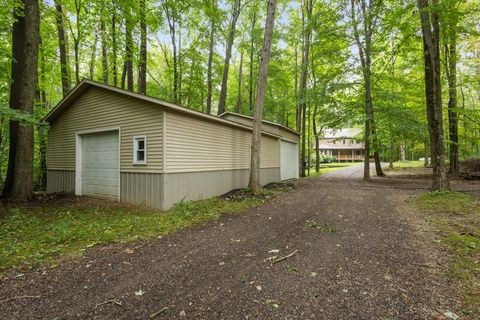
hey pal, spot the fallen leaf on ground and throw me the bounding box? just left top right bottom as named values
left=266, top=299, right=279, bottom=309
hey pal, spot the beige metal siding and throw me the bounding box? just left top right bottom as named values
left=261, top=137, right=280, bottom=168
left=162, top=168, right=280, bottom=210
left=120, top=172, right=163, bottom=209
left=279, top=128, right=299, bottom=143
left=47, top=87, right=163, bottom=173
left=165, top=111, right=280, bottom=173
left=47, top=170, right=75, bottom=193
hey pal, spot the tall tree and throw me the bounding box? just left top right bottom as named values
left=3, top=0, right=40, bottom=200
left=37, top=46, right=48, bottom=190
left=54, top=0, right=70, bottom=96
left=161, top=0, right=179, bottom=102
left=138, top=0, right=147, bottom=94
left=417, top=0, right=450, bottom=190
left=100, top=11, right=109, bottom=84
left=112, top=3, right=118, bottom=87
left=89, top=27, right=98, bottom=80
left=249, top=0, right=277, bottom=193
left=217, top=0, right=241, bottom=115
left=236, top=49, right=244, bottom=113
left=206, top=0, right=216, bottom=114
left=350, top=0, right=384, bottom=180
left=248, top=10, right=257, bottom=112
left=442, top=0, right=459, bottom=175
left=124, top=4, right=134, bottom=91
left=299, top=0, right=313, bottom=178
left=71, top=0, right=83, bottom=84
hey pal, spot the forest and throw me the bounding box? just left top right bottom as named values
left=0, top=0, right=479, bottom=200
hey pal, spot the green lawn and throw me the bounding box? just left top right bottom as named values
left=0, top=187, right=287, bottom=271
left=416, top=191, right=480, bottom=316
left=306, top=162, right=360, bottom=177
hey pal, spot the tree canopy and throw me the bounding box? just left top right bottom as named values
left=0, top=0, right=479, bottom=194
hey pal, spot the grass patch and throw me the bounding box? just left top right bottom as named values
left=304, top=219, right=337, bottom=233
left=0, top=188, right=285, bottom=271
left=306, top=162, right=360, bottom=177
left=385, top=160, right=425, bottom=172
left=416, top=191, right=480, bottom=316
left=418, top=191, right=475, bottom=213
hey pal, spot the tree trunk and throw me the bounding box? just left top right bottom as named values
left=417, top=0, right=449, bottom=190
left=206, top=0, right=216, bottom=114
left=73, top=0, right=81, bottom=84
left=186, top=50, right=196, bottom=107
left=121, top=61, right=127, bottom=89
left=178, top=18, right=182, bottom=104
left=424, top=140, right=429, bottom=166
left=112, top=6, right=118, bottom=87
left=295, top=44, right=300, bottom=133
left=389, top=140, right=394, bottom=168
left=125, top=12, right=134, bottom=91
left=162, top=0, right=178, bottom=102
left=37, top=46, right=48, bottom=190
left=311, top=53, right=319, bottom=173
left=54, top=0, right=70, bottom=96
left=74, top=40, right=80, bottom=83
left=446, top=39, right=459, bottom=175
left=3, top=0, right=39, bottom=201
left=217, top=0, right=241, bottom=115
left=100, top=17, right=109, bottom=84
left=89, top=26, right=98, bottom=80
left=249, top=10, right=257, bottom=113
left=299, top=0, right=313, bottom=178
left=249, top=0, right=277, bottom=194
left=400, top=142, right=406, bottom=161
left=235, top=51, right=243, bottom=113
left=138, top=0, right=147, bottom=94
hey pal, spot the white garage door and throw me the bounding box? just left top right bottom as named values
left=280, top=140, right=299, bottom=181
left=81, top=131, right=119, bottom=199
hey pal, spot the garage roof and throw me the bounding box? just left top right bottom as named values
left=43, top=79, right=284, bottom=139
left=219, top=111, right=300, bottom=136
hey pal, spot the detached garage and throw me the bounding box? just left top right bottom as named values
left=45, top=80, right=299, bottom=210
left=219, top=112, right=299, bottom=181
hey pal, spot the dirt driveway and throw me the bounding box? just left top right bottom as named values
left=0, top=165, right=467, bottom=319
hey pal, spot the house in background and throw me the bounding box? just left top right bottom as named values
left=44, top=80, right=299, bottom=210
left=318, top=128, right=364, bottom=162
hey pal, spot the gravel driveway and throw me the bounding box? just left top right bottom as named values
left=0, top=165, right=463, bottom=319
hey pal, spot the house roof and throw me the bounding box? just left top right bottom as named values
left=322, top=128, right=362, bottom=139
left=219, top=111, right=300, bottom=136
left=43, top=79, right=284, bottom=139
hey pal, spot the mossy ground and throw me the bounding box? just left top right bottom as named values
left=416, top=191, right=480, bottom=316
left=0, top=186, right=287, bottom=271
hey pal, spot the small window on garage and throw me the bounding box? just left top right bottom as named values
left=133, top=136, right=147, bottom=164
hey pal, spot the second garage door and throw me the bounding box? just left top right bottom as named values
left=280, top=140, right=299, bottom=181
left=81, top=130, right=119, bottom=199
